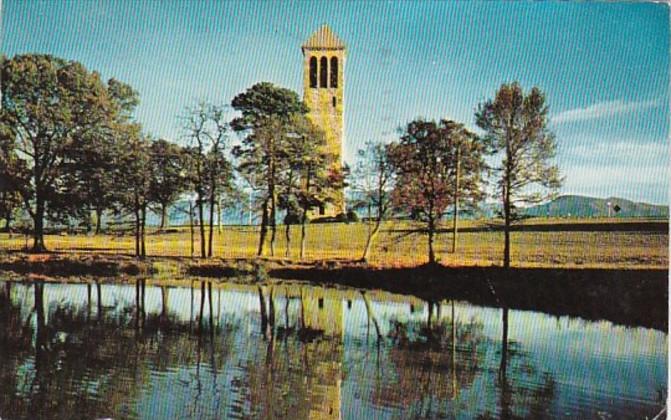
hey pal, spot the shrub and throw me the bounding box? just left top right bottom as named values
left=284, top=212, right=301, bottom=225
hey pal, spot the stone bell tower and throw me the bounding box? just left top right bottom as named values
left=302, top=25, right=345, bottom=216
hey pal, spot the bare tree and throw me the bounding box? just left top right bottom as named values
left=182, top=102, right=232, bottom=258
left=476, top=82, right=562, bottom=268
left=351, top=141, right=394, bottom=263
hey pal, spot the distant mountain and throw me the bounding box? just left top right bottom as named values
left=124, top=194, right=669, bottom=227
left=521, top=195, right=668, bottom=218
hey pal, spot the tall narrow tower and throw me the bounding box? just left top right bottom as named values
left=302, top=25, right=345, bottom=215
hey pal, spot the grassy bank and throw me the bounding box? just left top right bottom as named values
left=0, top=218, right=667, bottom=269
left=0, top=253, right=665, bottom=331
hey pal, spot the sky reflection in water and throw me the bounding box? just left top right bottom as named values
left=0, top=280, right=666, bottom=419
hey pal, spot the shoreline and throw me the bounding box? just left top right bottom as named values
left=0, top=251, right=667, bottom=332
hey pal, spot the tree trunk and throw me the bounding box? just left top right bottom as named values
left=86, top=283, right=92, bottom=320
left=3, top=210, right=12, bottom=233
left=300, top=205, right=308, bottom=260
left=284, top=222, right=291, bottom=258
left=95, top=208, right=103, bottom=235
left=140, top=204, right=147, bottom=258
left=198, top=280, right=206, bottom=331
left=503, top=183, right=511, bottom=269
left=451, top=301, right=456, bottom=369
left=96, top=280, right=103, bottom=322
left=268, top=287, right=275, bottom=328
left=269, top=189, right=277, bottom=257
left=208, top=282, right=214, bottom=331
left=268, top=136, right=276, bottom=257
left=32, top=196, right=46, bottom=252
left=85, top=207, right=93, bottom=234
left=428, top=217, right=436, bottom=264
left=257, top=198, right=269, bottom=256
left=361, top=291, right=382, bottom=340
left=299, top=288, right=305, bottom=330
left=503, top=134, right=513, bottom=269
left=34, top=282, right=45, bottom=374
left=428, top=301, right=436, bottom=332
left=135, top=279, right=141, bottom=321
left=217, top=198, right=222, bottom=235
left=159, top=204, right=167, bottom=231
left=258, top=286, right=268, bottom=336
left=208, top=192, right=215, bottom=258
left=361, top=219, right=381, bottom=263
left=452, top=146, right=461, bottom=253
left=500, top=306, right=509, bottom=378
left=300, top=170, right=311, bottom=261
left=197, top=196, right=206, bottom=258
left=161, top=286, right=169, bottom=320
left=141, top=279, right=146, bottom=317
left=134, top=204, right=140, bottom=258
left=189, top=201, right=195, bottom=259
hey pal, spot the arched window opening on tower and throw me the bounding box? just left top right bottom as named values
left=330, top=57, right=338, bottom=88
left=309, top=56, right=318, bottom=88
left=320, top=56, right=328, bottom=88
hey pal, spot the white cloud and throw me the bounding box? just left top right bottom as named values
left=554, top=138, right=669, bottom=204
left=561, top=139, right=669, bottom=164
left=552, top=99, right=660, bottom=125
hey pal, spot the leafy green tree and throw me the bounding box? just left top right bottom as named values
left=389, top=119, right=483, bottom=264
left=67, top=83, right=135, bottom=233
left=148, top=139, right=190, bottom=231
left=283, top=116, right=338, bottom=260
left=0, top=124, right=25, bottom=233
left=117, top=130, right=151, bottom=258
left=0, top=189, right=21, bottom=233
left=475, top=82, right=562, bottom=268
left=181, top=102, right=232, bottom=258
left=350, top=141, right=395, bottom=263
left=278, top=149, right=302, bottom=258
left=0, top=54, right=120, bottom=250
left=231, top=82, right=309, bottom=257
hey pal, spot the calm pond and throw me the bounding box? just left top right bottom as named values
left=0, top=280, right=666, bottom=419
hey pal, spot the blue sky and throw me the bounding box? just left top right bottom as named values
left=3, top=1, right=669, bottom=204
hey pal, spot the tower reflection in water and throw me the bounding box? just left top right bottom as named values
left=0, top=280, right=665, bottom=419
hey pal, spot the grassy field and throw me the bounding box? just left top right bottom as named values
left=0, top=218, right=667, bottom=269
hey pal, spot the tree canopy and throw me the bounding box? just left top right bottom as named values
left=476, top=82, right=562, bottom=267
left=0, top=54, right=127, bottom=250
left=389, top=119, right=484, bottom=264
left=231, top=83, right=309, bottom=256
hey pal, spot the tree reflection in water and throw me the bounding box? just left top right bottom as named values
left=0, top=281, right=664, bottom=419
left=477, top=306, right=556, bottom=420
left=0, top=281, right=240, bottom=419
left=362, top=300, right=557, bottom=419
left=368, top=299, right=485, bottom=416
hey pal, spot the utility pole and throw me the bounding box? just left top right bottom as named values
left=248, top=190, right=253, bottom=226
left=217, top=197, right=222, bottom=235
left=452, top=145, right=461, bottom=253
left=189, top=200, right=195, bottom=259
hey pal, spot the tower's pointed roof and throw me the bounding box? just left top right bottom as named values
left=302, top=25, right=345, bottom=52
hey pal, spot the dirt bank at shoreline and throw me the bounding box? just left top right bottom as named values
left=0, top=251, right=666, bottom=331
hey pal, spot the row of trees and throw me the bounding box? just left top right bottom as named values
left=352, top=83, right=562, bottom=267
left=230, top=82, right=344, bottom=258
left=0, top=53, right=561, bottom=267
left=0, top=54, right=343, bottom=260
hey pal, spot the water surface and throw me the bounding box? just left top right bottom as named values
left=0, top=280, right=666, bottom=419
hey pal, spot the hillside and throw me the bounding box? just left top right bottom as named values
left=522, top=195, right=668, bottom=218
